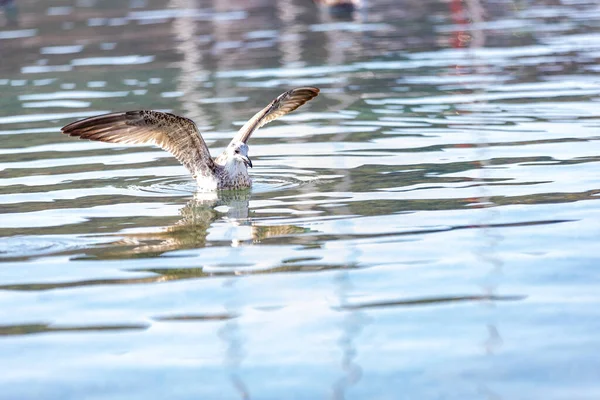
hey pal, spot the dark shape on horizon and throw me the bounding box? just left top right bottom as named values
left=0, top=0, right=18, bottom=26
left=314, top=0, right=361, bottom=14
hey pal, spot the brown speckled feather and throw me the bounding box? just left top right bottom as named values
left=61, top=110, right=216, bottom=178
left=234, top=87, right=319, bottom=144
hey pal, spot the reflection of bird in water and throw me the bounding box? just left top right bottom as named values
left=111, top=191, right=308, bottom=257
left=60, top=87, right=319, bottom=190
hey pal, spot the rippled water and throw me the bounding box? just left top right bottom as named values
left=1, top=0, right=600, bottom=398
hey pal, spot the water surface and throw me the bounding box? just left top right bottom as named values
left=1, top=0, right=600, bottom=399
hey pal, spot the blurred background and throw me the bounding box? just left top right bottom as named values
left=1, top=0, right=600, bottom=399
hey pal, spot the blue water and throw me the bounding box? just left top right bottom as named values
left=1, top=0, right=600, bottom=398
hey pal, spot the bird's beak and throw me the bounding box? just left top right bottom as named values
left=242, top=155, right=253, bottom=168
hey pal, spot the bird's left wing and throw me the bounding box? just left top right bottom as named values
left=235, top=87, right=319, bottom=144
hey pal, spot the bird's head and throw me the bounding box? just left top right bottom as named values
left=226, top=142, right=252, bottom=168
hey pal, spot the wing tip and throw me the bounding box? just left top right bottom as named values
left=60, top=123, right=81, bottom=138
left=60, top=121, right=91, bottom=140
left=60, top=112, right=129, bottom=139
left=292, top=86, right=320, bottom=97
left=283, top=86, right=320, bottom=106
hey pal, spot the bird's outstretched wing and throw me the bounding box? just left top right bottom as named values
left=230, top=87, right=320, bottom=145
left=61, top=110, right=216, bottom=178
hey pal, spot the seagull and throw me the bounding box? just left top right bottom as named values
left=61, top=87, right=320, bottom=191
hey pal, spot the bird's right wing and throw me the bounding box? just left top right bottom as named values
left=61, top=110, right=217, bottom=178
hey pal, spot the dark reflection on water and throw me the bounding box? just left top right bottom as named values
left=339, top=294, right=526, bottom=311
left=0, top=322, right=149, bottom=336
left=1, top=0, right=600, bottom=398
